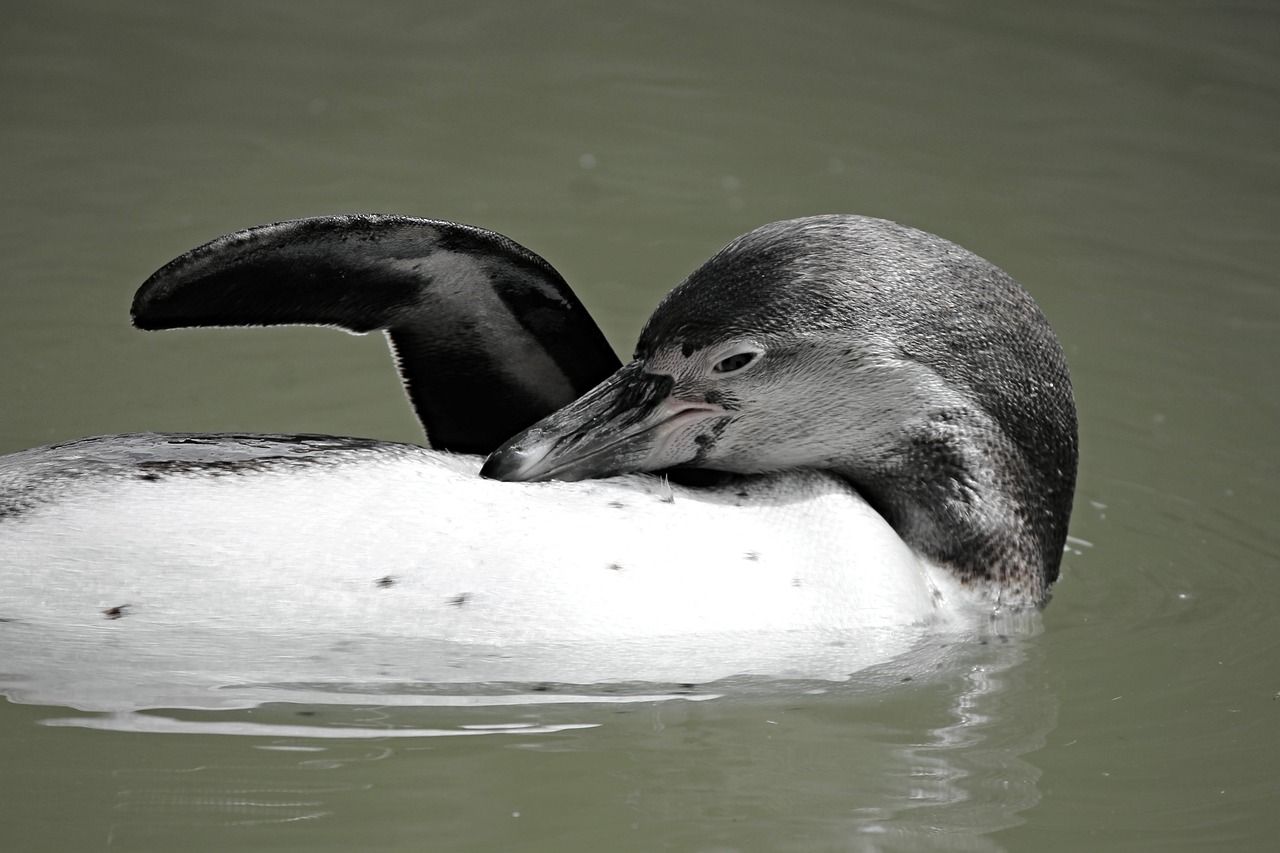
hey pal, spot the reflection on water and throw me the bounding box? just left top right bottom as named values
left=0, top=615, right=973, bottom=714
left=42, top=714, right=602, bottom=739
left=4, top=620, right=1053, bottom=853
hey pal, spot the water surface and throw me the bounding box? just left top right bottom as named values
left=1, top=1, right=1277, bottom=850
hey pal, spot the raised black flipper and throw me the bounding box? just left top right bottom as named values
left=132, top=215, right=621, bottom=454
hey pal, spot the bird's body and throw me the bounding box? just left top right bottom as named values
left=0, top=433, right=977, bottom=694
left=2, top=434, right=968, bottom=640
left=0, top=214, right=1075, bottom=699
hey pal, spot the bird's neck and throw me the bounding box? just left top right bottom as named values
left=832, top=446, right=1049, bottom=608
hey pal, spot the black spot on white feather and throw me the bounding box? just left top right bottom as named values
left=744, top=551, right=760, bottom=562
left=448, top=593, right=471, bottom=607
left=607, top=563, right=623, bottom=572
left=791, top=577, right=803, bottom=588
left=103, top=604, right=131, bottom=620
left=375, top=575, right=396, bottom=588
left=607, top=500, right=626, bottom=509
left=136, top=472, right=160, bottom=482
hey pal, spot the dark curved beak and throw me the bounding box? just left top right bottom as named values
left=480, top=360, right=727, bottom=482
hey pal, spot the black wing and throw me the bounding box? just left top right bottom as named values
left=132, top=215, right=621, bottom=454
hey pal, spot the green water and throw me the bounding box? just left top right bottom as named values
left=1, top=1, right=1277, bottom=850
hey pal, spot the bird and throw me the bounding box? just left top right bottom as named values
left=0, top=214, right=1076, bottom=689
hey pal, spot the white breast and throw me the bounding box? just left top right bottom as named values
left=0, top=447, right=980, bottom=702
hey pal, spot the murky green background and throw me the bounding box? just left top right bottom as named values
left=2, top=0, right=1277, bottom=850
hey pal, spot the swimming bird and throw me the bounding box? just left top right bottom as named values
left=0, top=214, right=1076, bottom=689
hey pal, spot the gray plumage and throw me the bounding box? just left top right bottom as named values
left=0, top=433, right=413, bottom=520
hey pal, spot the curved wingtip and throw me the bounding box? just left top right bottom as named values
left=131, top=214, right=425, bottom=332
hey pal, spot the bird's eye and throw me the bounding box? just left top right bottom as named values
left=713, top=351, right=758, bottom=374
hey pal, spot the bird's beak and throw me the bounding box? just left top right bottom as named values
left=480, top=360, right=727, bottom=482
